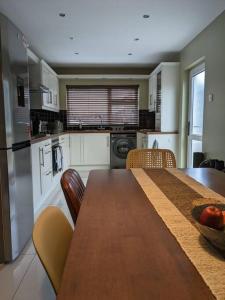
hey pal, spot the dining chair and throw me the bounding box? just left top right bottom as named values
left=126, top=148, right=176, bottom=169
left=32, top=206, right=73, bottom=294
left=60, top=169, right=85, bottom=225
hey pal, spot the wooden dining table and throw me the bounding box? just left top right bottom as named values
left=57, top=168, right=225, bottom=300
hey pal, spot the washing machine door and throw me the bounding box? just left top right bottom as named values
left=113, top=138, right=135, bottom=159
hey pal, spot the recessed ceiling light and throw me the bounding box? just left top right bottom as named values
left=74, top=52, right=79, bottom=55
left=59, top=13, right=66, bottom=17
left=143, top=14, right=150, bottom=19
left=128, top=53, right=133, bottom=56
left=134, top=38, right=140, bottom=41
left=69, top=37, right=74, bottom=40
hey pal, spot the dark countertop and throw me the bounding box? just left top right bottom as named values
left=31, top=129, right=179, bottom=144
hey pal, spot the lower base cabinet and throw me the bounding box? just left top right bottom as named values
left=69, top=133, right=110, bottom=184
left=70, top=133, right=110, bottom=166
left=137, top=132, right=178, bottom=162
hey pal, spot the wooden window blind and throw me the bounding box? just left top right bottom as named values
left=66, top=85, right=139, bottom=126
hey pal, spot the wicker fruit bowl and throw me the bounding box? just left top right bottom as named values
left=192, top=202, right=225, bottom=252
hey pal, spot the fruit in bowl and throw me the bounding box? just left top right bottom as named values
left=192, top=202, right=225, bottom=252
left=199, top=205, right=224, bottom=230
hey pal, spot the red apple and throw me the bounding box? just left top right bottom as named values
left=199, top=206, right=224, bottom=230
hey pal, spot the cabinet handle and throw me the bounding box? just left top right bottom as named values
left=40, top=148, right=44, bottom=166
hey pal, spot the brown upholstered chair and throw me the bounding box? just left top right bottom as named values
left=126, top=148, right=176, bottom=169
left=60, top=169, right=85, bottom=224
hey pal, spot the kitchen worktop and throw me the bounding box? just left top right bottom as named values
left=31, top=129, right=179, bottom=144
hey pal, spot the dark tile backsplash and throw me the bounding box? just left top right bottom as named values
left=30, top=109, right=155, bottom=135
left=139, top=110, right=155, bottom=130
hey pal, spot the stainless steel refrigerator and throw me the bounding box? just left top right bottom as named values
left=0, top=14, right=34, bottom=262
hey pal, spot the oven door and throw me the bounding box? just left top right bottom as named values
left=52, top=145, right=63, bottom=176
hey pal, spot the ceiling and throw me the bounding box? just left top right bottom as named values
left=0, top=0, right=225, bottom=67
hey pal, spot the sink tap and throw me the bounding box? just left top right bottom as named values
left=97, top=115, right=103, bottom=129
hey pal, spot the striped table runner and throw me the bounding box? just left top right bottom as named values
left=131, top=168, right=225, bottom=300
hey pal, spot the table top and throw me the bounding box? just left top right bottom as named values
left=57, top=168, right=225, bottom=300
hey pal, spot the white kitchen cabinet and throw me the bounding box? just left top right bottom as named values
left=59, top=134, right=70, bottom=170
left=31, top=142, right=42, bottom=214
left=31, top=138, right=52, bottom=215
left=70, top=133, right=110, bottom=167
left=149, top=62, right=180, bottom=132
left=28, top=49, right=59, bottom=112
left=137, top=132, right=148, bottom=149
left=70, top=134, right=82, bottom=165
left=148, top=74, right=156, bottom=112
left=39, top=139, right=52, bottom=196
left=146, top=134, right=179, bottom=160
left=83, top=133, right=110, bottom=165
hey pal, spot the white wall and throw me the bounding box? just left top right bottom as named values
left=179, top=10, right=225, bottom=166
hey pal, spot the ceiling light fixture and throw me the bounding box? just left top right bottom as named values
left=128, top=53, right=133, bottom=56
left=74, top=52, right=79, bottom=55
left=142, top=14, right=150, bottom=19
left=134, top=38, right=140, bottom=41
left=69, top=37, right=74, bottom=40
left=59, top=13, right=66, bottom=17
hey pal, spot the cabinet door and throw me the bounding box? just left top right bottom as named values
left=41, top=170, right=52, bottom=196
left=70, top=134, right=82, bottom=165
left=31, top=143, right=42, bottom=214
left=41, top=64, right=50, bottom=88
left=64, top=135, right=70, bottom=169
left=83, top=133, right=110, bottom=165
left=59, top=135, right=70, bottom=170
left=149, top=75, right=156, bottom=112
left=147, top=134, right=178, bottom=158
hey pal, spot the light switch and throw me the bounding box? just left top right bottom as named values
left=208, top=94, right=214, bottom=102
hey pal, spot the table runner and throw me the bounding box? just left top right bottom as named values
left=131, top=168, right=225, bottom=300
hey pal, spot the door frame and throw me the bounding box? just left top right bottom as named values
left=187, top=62, right=205, bottom=167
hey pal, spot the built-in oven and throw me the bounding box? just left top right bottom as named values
left=52, top=137, right=63, bottom=176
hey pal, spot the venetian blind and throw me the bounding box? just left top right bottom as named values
left=66, top=85, right=139, bottom=126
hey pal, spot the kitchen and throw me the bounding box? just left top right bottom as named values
left=1, top=1, right=225, bottom=300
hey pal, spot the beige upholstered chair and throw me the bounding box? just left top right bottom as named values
left=126, top=148, right=176, bottom=169
left=32, top=206, right=73, bottom=294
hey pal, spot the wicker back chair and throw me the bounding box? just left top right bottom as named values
left=126, top=149, right=176, bottom=169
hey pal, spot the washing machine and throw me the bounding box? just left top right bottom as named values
left=110, top=132, right=137, bottom=169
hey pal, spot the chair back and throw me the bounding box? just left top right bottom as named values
left=61, top=169, right=85, bottom=224
left=32, top=206, right=73, bottom=294
left=126, top=148, right=176, bottom=169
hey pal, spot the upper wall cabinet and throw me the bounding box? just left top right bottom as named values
left=149, top=62, right=180, bottom=132
left=28, top=49, right=59, bottom=112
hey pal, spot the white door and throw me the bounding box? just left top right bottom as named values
left=187, top=63, right=205, bottom=167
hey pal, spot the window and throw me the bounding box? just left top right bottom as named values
left=66, top=85, right=139, bottom=126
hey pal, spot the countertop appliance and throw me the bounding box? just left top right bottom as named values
left=110, top=132, right=136, bottom=169
left=48, top=120, right=63, bottom=134
left=0, top=14, right=33, bottom=262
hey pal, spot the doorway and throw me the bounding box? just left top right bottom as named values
left=187, top=63, right=205, bottom=167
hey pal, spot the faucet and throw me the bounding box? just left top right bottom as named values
left=97, top=115, right=103, bottom=129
